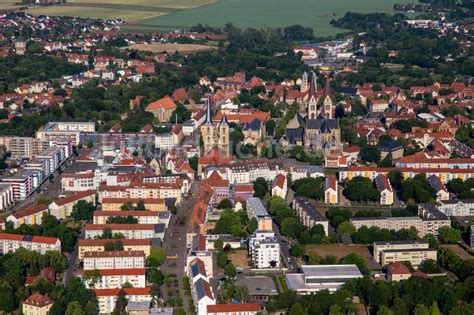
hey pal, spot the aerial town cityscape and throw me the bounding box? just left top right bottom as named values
left=0, top=0, right=472, bottom=315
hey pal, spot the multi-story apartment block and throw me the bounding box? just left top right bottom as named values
left=0, top=233, right=61, bottom=254
left=434, top=200, right=474, bottom=217
left=83, top=251, right=146, bottom=270
left=82, top=268, right=146, bottom=289
left=395, top=156, right=474, bottom=170
left=292, top=197, right=329, bottom=236
left=324, top=175, right=338, bottom=205
left=0, top=183, right=14, bottom=211
left=375, top=174, right=394, bottom=206
left=48, top=190, right=96, bottom=220
left=37, top=122, right=96, bottom=145
left=98, top=182, right=182, bottom=203
left=101, top=197, right=166, bottom=212
left=249, top=230, right=280, bottom=269
left=350, top=215, right=450, bottom=237
left=22, top=293, right=54, bottom=315
left=339, top=166, right=474, bottom=184
left=84, top=223, right=165, bottom=240
left=155, top=133, right=175, bottom=150
left=94, top=287, right=151, bottom=314
left=373, top=240, right=436, bottom=266
left=61, top=171, right=99, bottom=192
left=78, top=239, right=151, bottom=260
left=246, top=197, right=272, bottom=231
left=93, top=210, right=171, bottom=226
left=1, top=171, right=34, bottom=200
left=7, top=204, right=49, bottom=228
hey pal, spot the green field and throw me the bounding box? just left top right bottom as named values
left=23, top=0, right=413, bottom=35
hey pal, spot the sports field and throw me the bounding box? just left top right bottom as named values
left=305, top=244, right=372, bottom=261
left=23, top=0, right=412, bottom=35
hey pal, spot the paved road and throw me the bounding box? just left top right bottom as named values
left=63, top=227, right=83, bottom=284
left=272, top=222, right=298, bottom=273
left=159, top=181, right=199, bottom=309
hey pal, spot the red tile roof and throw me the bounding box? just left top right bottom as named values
left=207, top=303, right=260, bottom=313
left=23, top=293, right=54, bottom=307
left=79, top=239, right=150, bottom=247
left=84, top=223, right=155, bottom=230
left=93, top=287, right=151, bottom=297
left=272, top=174, right=286, bottom=189
left=52, top=190, right=95, bottom=206
left=101, top=198, right=164, bottom=205
left=93, top=211, right=159, bottom=217
left=387, top=262, right=411, bottom=275
left=146, top=96, right=177, bottom=111
left=12, top=204, right=48, bottom=219
left=83, top=250, right=145, bottom=258
left=83, top=268, right=146, bottom=276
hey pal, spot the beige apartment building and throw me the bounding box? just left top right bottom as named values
left=351, top=216, right=449, bottom=237
left=78, top=239, right=151, bottom=259
left=374, top=240, right=437, bottom=266
left=83, top=250, right=146, bottom=270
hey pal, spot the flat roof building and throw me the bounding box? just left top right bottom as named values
left=285, top=265, right=363, bottom=294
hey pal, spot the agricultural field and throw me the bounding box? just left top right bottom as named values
left=124, top=43, right=216, bottom=54
left=24, top=0, right=216, bottom=21
left=21, top=0, right=413, bottom=35
left=0, top=0, right=20, bottom=10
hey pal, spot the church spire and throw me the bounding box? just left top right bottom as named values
left=204, top=97, right=213, bottom=125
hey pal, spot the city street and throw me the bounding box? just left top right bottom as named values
left=159, top=181, right=200, bottom=309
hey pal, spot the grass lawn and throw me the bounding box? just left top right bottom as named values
left=305, top=244, right=372, bottom=262
left=124, top=43, right=216, bottom=54
left=440, top=244, right=474, bottom=261
left=0, top=0, right=20, bottom=9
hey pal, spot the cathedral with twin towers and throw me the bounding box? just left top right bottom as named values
left=284, top=71, right=341, bottom=151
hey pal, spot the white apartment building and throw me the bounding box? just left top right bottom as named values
left=94, top=288, right=151, bottom=314
left=37, top=122, right=95, bottom=145
left=83, top=251, right=146, bottom=270
left=0, top=184, right=14, bottom=211
left=192, top=278, right=216, bottom=315
left=0, top=233, right=61, bottom=254
left=292, top=197, right=329, bottom=236
left=350, top=216, right=450, bottom=237
left=83, top=268, right=146, bottom=289
left=249, top=231, right=280, bottom=269
left=61, top=171, right=99, bottom=192
left=271, top=174, right=287, bottom=199
left=436, top=200, right=474, bottom=217
left=155, top=133, right=174, bottom=150
left=84, top=223, right=165, bottom=239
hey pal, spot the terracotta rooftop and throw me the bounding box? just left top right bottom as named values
left=23, top=293, right=54, bottom=307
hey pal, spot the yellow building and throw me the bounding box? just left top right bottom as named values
left=23, top=293, right=54, bottom=315
left=324, top=175, right=338, bottom=205
left=101, top=198, right=166, bottom=212
left=201, top=100, right=229, bottom=155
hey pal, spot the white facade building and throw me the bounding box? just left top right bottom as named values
left=248, top=231, right=280, bottom=269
